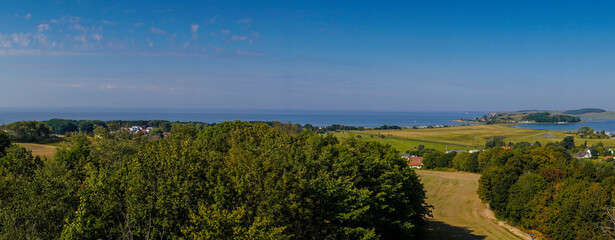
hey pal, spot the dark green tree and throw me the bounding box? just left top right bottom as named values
left=562, top=136, right=575, bottom=150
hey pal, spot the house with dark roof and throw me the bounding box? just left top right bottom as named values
left=574, top=148, right=592, bottom=159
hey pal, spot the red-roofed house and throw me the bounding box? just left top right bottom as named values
left=408, top=156, right=423, bottom=169
left=605, top=156, right=614, bottom=161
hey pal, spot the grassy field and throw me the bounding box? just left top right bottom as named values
left=416, top=170, right=534, bottom=240
left=332, top=124, right=615, bottom=152
left=16, top=143, right=59, bottom=160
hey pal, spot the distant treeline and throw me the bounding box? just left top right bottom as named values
left=374, top=125, right=402, bottom=130
left=563, top=108, right=606, bottom=115
left=522, top=112, right=581, bottom=123
left=0, top=121, right=52, bottom=142
left=44, top=119, right=212, bottom=135
left=2, top=119, right=372, bottom=142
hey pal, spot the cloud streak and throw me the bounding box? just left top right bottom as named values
left=11, top=33, right=31, bottom=47
left=150, top=27, right=165, bottom=35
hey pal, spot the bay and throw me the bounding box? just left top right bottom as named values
left=515, top=118, right=615, bottom=133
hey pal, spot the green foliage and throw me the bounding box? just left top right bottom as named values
left=1, top=120, right=53, bottom=142
left=452, top=152, right=479, bottom=172
left=485, top=138, right=505, bottom=149
left=0, top=131, right=10, bottom=155
left=522, top=112, right=581, bottom=123
left=477, top=144, right=613, bottom=240
left=506, top=173, right=546, bottom=224
left=563, top=108, right=606, bottom=115
left=77, top=120, right=107, bottom=133
left=0, top=121, right=430, bottom=239
left=374, top=125, right=402, bottom=130
left=46, top=118, right=79, bottom=134
left=562, top=136, right=575, bottom=150
left=421, top=151, right=441, bottom=169
left=578, top=127, right=610, bottom=139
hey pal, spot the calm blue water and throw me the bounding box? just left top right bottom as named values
left=0, top=107, right=486, bottom=127
left=515, top=118, right=615, bottom=132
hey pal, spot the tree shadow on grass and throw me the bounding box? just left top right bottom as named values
left=417, top=220, right=486, bottom=240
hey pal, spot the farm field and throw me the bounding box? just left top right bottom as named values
left=332, top=124, right=615, bottom=152
left=16, top=142, right=59, bottom=160
left=416, top=170, right=534, bottom=240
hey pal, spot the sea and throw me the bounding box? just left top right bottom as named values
left=0, top=107, right=486, bottom=128
left=3, top=107, right=615, bottom=132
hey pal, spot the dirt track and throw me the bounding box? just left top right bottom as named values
left=416, top=170, right=533, bottom=240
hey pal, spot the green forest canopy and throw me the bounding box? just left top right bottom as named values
left=563, top=108, right=607, bottom=115
left=0, top=121, right=430, bottom=239
left=522, top=112, right=581, bottom=123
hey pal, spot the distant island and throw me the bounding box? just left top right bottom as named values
left=461, top=108, right=615, bottom=124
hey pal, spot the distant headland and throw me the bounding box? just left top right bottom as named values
left=459, top=108, right=615, bottom=124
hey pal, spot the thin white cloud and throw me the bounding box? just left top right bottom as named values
left=53, top=16, right=81, bottom=24
left=146, top=38, right=154, bottom=47
left=191, top=24, right=199, bottom=33
left=92, top=34, right=102, bottom=41
left=24, top=14, right=32, bottom=20
left=150, top=27, right=165, bottom=35
left=67, top=16, right=81, bottom=23
left=98, top=85, right=117, bottom=90
left=191, top=23, right=199, bottom=40
left=74, top=35, right=86, bottom=42
left=231, top=35, right=247, bottom=41
left=11, top=33, right=31, bottom=47
left=220, top=29, right=230, bottom=34
left=168, top=33, right=177, bottom=43
left=237, top=18, right=252, bottom=24
left=72, top=24, right=87, bottom=31
left=237, top=18, right=252, bottom=29
left=32, top=24, right=50, bottom=47
left=34, top=32, right=49, bottom=47
left=168, top=87, right=178, bottom=94
left=38, top=24, right=50, bottom=32
left=0, top=34, right=12, bottom=48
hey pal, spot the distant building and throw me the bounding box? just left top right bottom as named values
left=407, top=156, right=423, bottom=169
left=605, top=156, right=614, bottom=161
left=446, top=149, right=483, bottom=154
left=574, top=148, right=592, bottom=159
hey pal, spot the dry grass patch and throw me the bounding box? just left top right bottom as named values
left=416, top=170, right=532, bottom=240
left=16, top=143, right=58, bottom=160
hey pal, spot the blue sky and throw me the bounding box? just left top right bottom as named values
left=1, top=0, right=614, bottom=111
